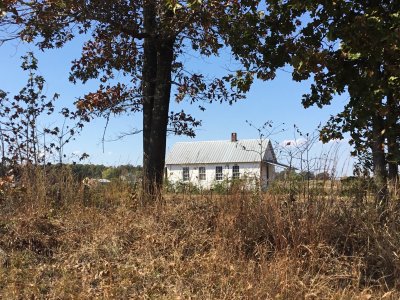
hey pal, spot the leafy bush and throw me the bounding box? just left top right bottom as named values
left=211, top=180, right=230, bottom=194
left=166, top=180, right=201, bottom=194
left=340, top=176, right=374, bottom=200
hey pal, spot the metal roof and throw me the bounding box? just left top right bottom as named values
left=165, top=139, right=277, bottom=165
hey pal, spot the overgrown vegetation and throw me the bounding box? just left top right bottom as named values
left=0, top=167, right=399, bottom=299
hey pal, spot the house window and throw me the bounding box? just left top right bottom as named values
left=199, top=167, right=206, bottom=180
left=215, top=166, right=223, bottom=181
left=232, top=165, right=240, bottom=179
left=182, top=167, right=189, bottom=181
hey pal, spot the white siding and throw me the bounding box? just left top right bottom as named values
left=166, top=162, right=275, bottom=189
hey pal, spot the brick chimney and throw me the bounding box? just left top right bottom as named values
left=231, top=132, right=237, bottom=142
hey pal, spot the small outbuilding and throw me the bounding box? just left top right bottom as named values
left=165, top=133, right=283, bottom=189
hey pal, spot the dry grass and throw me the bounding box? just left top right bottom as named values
left=0, top=168, right=400, bottom=299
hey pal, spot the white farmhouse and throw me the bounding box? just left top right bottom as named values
left=165, top=133, right=281, bottom=189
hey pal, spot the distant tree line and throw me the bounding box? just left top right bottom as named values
left=275, top=170, right=331, bottom=181
left=69, top=164, right=142, bottom=181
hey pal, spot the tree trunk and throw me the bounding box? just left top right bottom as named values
left=141, top=2, right=175, bottom=201
left=142, top=0, right=158, bottom=199
left=372, top=112, right=388, bottom=207
left=386, top=91, right=399, bottom=184
left=147, top=39, right=174, bottom=197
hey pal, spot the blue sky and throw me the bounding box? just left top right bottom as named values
left=0, top=37, right=355, bottom=175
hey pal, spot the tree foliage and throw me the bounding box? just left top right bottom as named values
left=228, top=0, right=399, bottom=203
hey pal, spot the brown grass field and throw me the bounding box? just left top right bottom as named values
left=0, top=168, right=399, bottom=299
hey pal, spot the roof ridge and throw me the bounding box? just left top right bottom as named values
left=174, top=138, right=269, bottom=144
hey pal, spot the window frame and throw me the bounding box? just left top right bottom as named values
left=232, top=165, right=240, bottom=179
left=182, top=167, right=190, bottom=182
left=198, top=166, right=206, bottom=181
left=215, top=166, right=223, bottom=181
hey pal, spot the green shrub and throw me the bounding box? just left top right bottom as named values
left=340, top=176, right=374, bottom=200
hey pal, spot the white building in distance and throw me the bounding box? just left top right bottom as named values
left=165, top=133, right=282, bottom=189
